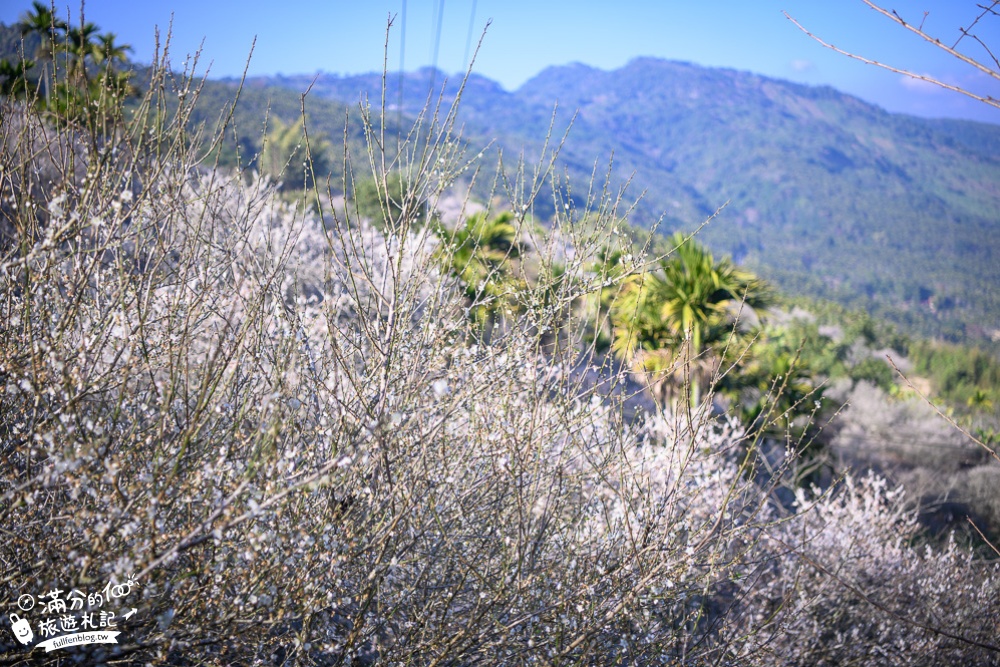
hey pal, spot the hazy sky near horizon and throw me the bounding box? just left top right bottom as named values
left=3, top=1, right=1000, bottom=123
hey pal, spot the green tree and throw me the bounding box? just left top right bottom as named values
left=849, top=357, right=895, bottom=391
left=18, top=1, right=65, bottom=104
left=611, top=233, right=771, bottom=406
left=0, top=57, right=35, bottom=98
left=728, top=326, right=828, bottom=453
left=94, top=32, right=131, bottom=72
left=64, top=21, right=100, bottom=87
left=259, top=116, right=332, bottom=192
left=351, top=171, right=421, bottom=230
left=435, top=211, right=524, bottom=327
left=583, top=246, right=629, bottom=353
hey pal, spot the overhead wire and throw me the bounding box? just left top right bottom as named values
left=427, top=0, right=446, bottom=96
left=397, top=0, right=406, bottom=144
left=464, top=0, right=478, bottom=68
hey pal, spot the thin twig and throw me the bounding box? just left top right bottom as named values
left=967, top=516, right=1000, bottom=558
left=783, top=10, right=1000, bottom=110
left=885, top=355, right=1000, bottom=464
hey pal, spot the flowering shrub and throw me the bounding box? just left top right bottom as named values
left=727, top=474, right=1000, bottom=666
left=1, top=54, right=998, bottom=666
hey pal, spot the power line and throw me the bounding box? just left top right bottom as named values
left=463, top=0, right=478, bottom=68
left=397, top=0, right=406, bottom=143
left=428, top=0, right=445, bottom=96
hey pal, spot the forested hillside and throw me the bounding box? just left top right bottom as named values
left=246, top=59, right=1000, bottom=347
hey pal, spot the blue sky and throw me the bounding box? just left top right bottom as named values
left=3, top=1, right=1000, bottom=123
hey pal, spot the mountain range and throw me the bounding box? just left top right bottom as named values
left=232, top=58, right=1000, bottom=347
left=2, top=15, right=994, bottom=348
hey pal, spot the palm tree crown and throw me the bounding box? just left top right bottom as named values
left=436, top=211, right=523, bottom=326
left=95, top=32, right=132, bottom=71
left=19, top=1, right=66, bottom=102
left=65, top=21, right=100, bottom=85
left=611, top=233, right=770, bottom=405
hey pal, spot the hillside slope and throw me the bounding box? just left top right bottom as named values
left=248, top=59, right=1000, bottom=346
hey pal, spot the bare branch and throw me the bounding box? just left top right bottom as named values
left=783, top=10, right=1000, bottom=110
left=885, top=355, right=1000, bottom=464
left=859, top=0, right=1000, bottom=80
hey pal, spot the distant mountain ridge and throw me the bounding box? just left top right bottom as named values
left=1, top=12, right=996, bottom=343
left=240, top=58, right=1000, bottom=346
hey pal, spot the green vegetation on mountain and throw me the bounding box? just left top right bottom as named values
left=5, top=22, right=997, bottom=350
left=911, top=340, right=1000, bottom=409
left=254, top=59, right=1000, bottom=348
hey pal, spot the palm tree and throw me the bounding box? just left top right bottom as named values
left=260, top=117, right=332, bottom=192
left=967, top=389, right=994, bottom=412
left=611, top=233, right=770, bottom=407
left=0, top=58, right=36, bottom=98
left=435, top=211, right=523, bottom=327
left=92, top=33, right=135, bottom=109
left=94, top=32, right=132, bottom=73
left=65, top=21, right=100, bottom=87
left=19, top=1, right=66, bottom=104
